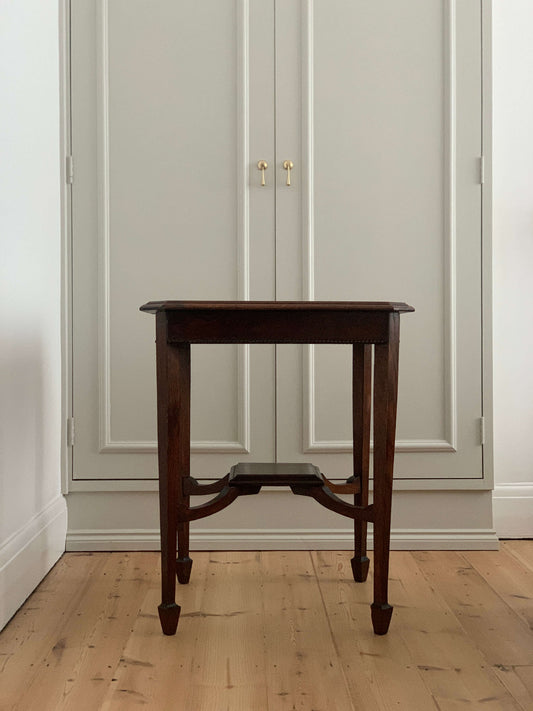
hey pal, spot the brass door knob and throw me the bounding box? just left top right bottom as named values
left=257, top=160, right=268, bottom=186
left=283, top=160, right=294, bottom=186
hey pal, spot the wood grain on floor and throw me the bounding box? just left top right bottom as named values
left=1, top=542, right=532, bottom=711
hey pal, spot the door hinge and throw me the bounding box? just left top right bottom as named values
left=479, top=156, right=485, bottom=185
left=67, top=417, right=75, bottom=447
left=479, top=416, right=485, bottom=446
left=66, top=155, right=74, bottom=184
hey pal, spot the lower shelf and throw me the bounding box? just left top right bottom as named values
left=228, top=462, right=323, bottom=489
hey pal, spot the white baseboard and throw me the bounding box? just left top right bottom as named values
left=66, top=526, right=499, bottom=551
left=0, top=496, right=67, bottom=631
left=493, top=483, right=533, bottom=538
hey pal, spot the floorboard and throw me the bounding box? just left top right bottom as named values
left=1, top=544, right=532, bottom=711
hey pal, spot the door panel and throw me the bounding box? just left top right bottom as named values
left=70, top=0, right=484, bottom=487
left=275, top=0, right=483, bottom=481
left=71, top=0, right=276, bottom=479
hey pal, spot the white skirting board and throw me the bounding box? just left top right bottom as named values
left=493, top=483, right=533, bottom=538
left=0, top=496, right=67, bottom=631
left=66, top=527, right=499, bottom=551
left=65, top=488, right=498, bottom=551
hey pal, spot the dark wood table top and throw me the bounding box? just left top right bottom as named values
left=140, top=300, right=415, bottom=314
left=141, top=300, right=414, bottom=344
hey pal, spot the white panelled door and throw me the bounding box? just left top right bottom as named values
left=71, top=0, right=277, bottom=479
left=275, top=0, right=484, bottom=482
left=70, top=0, right=485, bottom=486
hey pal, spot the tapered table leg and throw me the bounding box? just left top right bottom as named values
left=351, top=343, right=372, bottom=583
left=155, top=313, right=191, bottom=635
left=371, top=314, right=400, bottom=635
left=177, top=521, right=193, bottom=584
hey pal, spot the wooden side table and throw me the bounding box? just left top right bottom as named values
left=140, top=301, right=414, bottom=636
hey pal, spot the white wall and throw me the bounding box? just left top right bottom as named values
left=0, top=0, right=67, bottom=630
left=492, top=1, right=533, bottom=536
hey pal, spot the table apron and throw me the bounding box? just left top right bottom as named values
left=165, top=309, right=391, bottom=344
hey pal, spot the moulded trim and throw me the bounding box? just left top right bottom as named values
left=301, top=0, right=458, bottom=455
left=96, top=0, right=251, bottom=456
left=66, top=525, right=498, bottom=552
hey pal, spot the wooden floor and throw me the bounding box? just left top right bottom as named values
left=1, top=543, right=532, bottom=710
